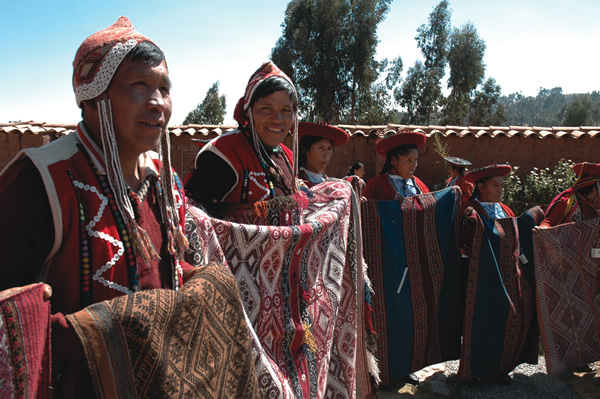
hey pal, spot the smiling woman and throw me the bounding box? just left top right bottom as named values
left=184, top=61, right=299, bottom=211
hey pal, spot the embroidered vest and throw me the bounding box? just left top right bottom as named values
left=16, top=124, right=185, bottom=314
left=203, top=129, right=294, bottom=204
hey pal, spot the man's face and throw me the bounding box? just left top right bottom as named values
left=106, top=58, right=172, bottom=160
left=250, top=90, right=294, bottom=147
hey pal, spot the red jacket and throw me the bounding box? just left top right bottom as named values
left=363, top=174, right=429, bottom=201
left=445, top=175, right=473, bottom=205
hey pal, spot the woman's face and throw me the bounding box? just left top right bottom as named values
left=390, top=148, right=418, bottom=179
left=250, top=90, right=295, bottom=147
left=355, top=166, right=365, bottom=178
left=304, top=138, right=334, bottom=174
left=448, top=164, right=458, bottom=178
left=478, top=175, right=504, bottom=202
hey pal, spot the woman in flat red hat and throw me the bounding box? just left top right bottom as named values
left=540, top=162, right=600, bottom=228
left=463, top=163, right=515, bottom=218
left=363, top=129, right=429, bottom=200
left=297, top=122, right=349, bottom=187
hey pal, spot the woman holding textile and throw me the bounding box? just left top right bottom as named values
left=363, top=129, right=429, bottom=200
left=185, top=62, right=298, bottom=210
left=463, top=163, right=515, bottom=219
left=540, top=162, right=600, bottom=228
left=297, top=121, right=349, bottom=187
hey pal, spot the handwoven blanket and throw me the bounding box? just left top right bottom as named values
left=361, top=187, right=463, bottom=385
left=533, top=216, right=600, bottom=373
left=0, top=284, right=51, bottom=398
left=67, top=262, right=258, bottom=398
left=457, top=207, right=542, bottom=381
left=188, top=179, right=373, bottom=399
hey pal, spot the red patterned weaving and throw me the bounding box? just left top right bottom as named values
left=534, top=217, right=600, bottom=373
left=188, top=180, right=374, bottom=398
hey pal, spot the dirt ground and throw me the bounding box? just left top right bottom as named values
left=376, top=361, right=599, bottom=398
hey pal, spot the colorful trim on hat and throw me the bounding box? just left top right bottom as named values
left=233, top=61, right=295, bottom=126
left=72, top=16, right=154, bottom=106
left=375, top=129, right=427, bottom=156
left=298, top=122, right=349, bottom=147
left=444, top=156, right=472, bottom=167
left=464, top=163, right=512, bottom=184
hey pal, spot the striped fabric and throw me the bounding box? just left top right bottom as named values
left=0, top=284, right=51, bottom=398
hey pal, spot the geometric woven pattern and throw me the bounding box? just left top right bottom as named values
left=189, top=179, right=371, bottom=399
left=533, top=217, right=600, bottom=373
left=67, top=262, right=258, bottom=398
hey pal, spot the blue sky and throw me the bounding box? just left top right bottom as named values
left=1, top=0, right=599, bottom=125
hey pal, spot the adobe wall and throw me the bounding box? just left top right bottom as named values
left=0, top=133, right=51, bottom=172
left=3, top=132, right=597, bottom=193
left=313, top=135, right=598, bottom=191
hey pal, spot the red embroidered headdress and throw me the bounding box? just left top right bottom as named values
left=233, top=61, right=295, bottom=126
left=73, top=16, right=155, bottom=106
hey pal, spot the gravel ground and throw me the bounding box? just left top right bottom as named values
left=377, top=358, right=599, bottom=398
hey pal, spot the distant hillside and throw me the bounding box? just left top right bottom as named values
left=497, top=88, right=600, bottom=126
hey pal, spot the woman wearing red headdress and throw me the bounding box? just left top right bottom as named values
left=185, top=62, right=298, bottom=210
left=540, top=162, right=600, bottom=228
left=363, top=129, right=429, bottom=200
left=462, top=163, right=515, bottom=219
left=297, top=122, right=349, bottom=188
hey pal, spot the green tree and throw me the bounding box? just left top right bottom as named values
left=271, top=0, right=392, bottom=123
left=443, top=22, right=486, bottom=124
left=469, top=77, right=504, bottom=125
left=183, top=81, right=226, bottom=125
left=499, top=87, right=567, bottom=126
left=411, top=0, right=452, bottom=124
left=562, top=94, right=594, bottom=126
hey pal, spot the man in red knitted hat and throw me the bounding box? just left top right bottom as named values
left=0, top=17, right=256, bottom=397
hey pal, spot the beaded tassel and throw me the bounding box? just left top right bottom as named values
left=97, top=96, right=159, bottom=266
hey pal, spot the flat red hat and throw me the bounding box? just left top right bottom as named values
left=572, top=162, right=600, bottom=178
left=375, top=129, right=427, bottom=156
left=464, top=163, right=512, bottom=184
left=298, top=122, right=349, bottom=147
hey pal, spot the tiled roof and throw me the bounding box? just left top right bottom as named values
left=2, top=121, right=599, bottom=139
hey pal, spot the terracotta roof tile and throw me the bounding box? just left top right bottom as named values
left=1, top=122, right=598, bottom=140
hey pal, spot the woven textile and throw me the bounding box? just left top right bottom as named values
left=457, top=207, right=543, bottom=381
left=187, top=179, right=373, bottom=398
left=67, top=262, right=258, bottom=398
left=361, top=187, right=463, bottom=385
left=534, top=217, right=600, bottom=373
left=0, top=284, right=51, bottom=398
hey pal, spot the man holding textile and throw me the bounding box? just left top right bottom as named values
left=0, top=17, right=256, bottom=397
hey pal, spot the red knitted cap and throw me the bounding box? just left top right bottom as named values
left=72, top=16, right=155, bottom=106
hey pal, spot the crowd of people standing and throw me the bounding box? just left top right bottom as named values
left=0, top=16, right=598, bottom=398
